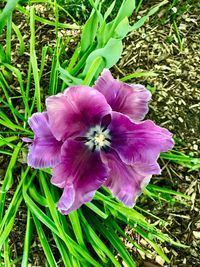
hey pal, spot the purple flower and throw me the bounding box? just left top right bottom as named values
left=26, top=69, right=174, bottom=214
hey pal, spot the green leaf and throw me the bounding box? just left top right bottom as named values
left=0, top=142, right=22, bottom=221
left=104, top=0, right=116, bottom=20
left=115, top=0, right=135, bottom=25
left=30, top=7, right=41, bottom=112
left=129, top=0, right=168, bottom=31
left=121, top=71, right=158, bottom=81
left=21, top=208, right=33, bottom=267
left=114, top=16, right=130, bottom=39
left=59, top=65, right=82, bottom=86
left=0, top=0, right=19, bottom=34
left=80, top=211, right=121, bottom=266
left=32, top=214, right=57, bottom=267
left=82, top=38, right=123, bottom=76
left=91, top=215, right=136, bottom=267
left=80, top=11, right=99, bottom=54
left=12, top=22, right=25, bottom=56
left=69, top=211, right=86, bottom=249
left=82, top=56, right=103, bottom=85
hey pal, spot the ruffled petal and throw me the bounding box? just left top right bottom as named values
left=109, top=112, right=174, bottom=165
left=101, top=150, right=160, bottom=207
left=51, top=140, right=109, bottom=214
left=46, top=86, right=111, bottom=141
left=27, top=112, right=62, bottom=168
left=94, top=69, right=151, bottom=121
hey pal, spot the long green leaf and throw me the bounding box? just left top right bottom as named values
left=0, top=0, right=18, bottom=34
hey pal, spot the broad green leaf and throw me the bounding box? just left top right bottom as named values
left=80, top=11, right=99, bottom=54
left=114, top=16, right=130, bottom=39
left=82, top=56, right=103, bottom=85
left=115, top=0, right=135, bottom=25
left=82, top=38, right=123, bottom=76
left=59, top=66, right=82, bottom=86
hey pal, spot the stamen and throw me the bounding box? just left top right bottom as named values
left=84, top=125, right=111, bottom=151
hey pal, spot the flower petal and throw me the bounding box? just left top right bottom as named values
left=94, top=69, right=151, bottom=121
left=51, top=140, right=109, bottom=214
left=46, top=86, right=111, bottom=141
left=101, top=150, right=160, bottom=207
left=109, top=112, right=174, bottom=165
left=27, top=112, right=62, bottom=168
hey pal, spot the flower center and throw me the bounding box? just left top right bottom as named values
left=85, top=125, right=111, bottom=151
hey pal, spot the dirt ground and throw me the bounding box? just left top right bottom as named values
left=1, top=1, right=200, bottom=266
left=116, top=1, right=199, bottom=266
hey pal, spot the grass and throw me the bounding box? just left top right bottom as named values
left=0, top=0, right=199, bottom=266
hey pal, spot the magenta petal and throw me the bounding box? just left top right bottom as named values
left=109, top=112, right=174, bottom=165
left=46, top=86, right=111, bottom=141
left=27, top=112, right=62, bottom=168
left=51, top=140, right=109, bottom=214
left=101, top=150, right=160, bottom=207
left=94, top=69, right=151, bottom=121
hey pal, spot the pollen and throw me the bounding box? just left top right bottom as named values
left=85, top=125, right=111, bottom=151
left=94, top=133, right=106, bottom=147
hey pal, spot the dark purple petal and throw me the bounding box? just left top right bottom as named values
left=101, top=150, right=160, bottom=207
left=27, top=112, right=63, bottom=168
left=46, top=86, right=111, bottom=141
left=94, top=69, right=151, bottom=121
left=51, top=140, right=109, bottom=214
left=109, top=112, right=174, bottom=165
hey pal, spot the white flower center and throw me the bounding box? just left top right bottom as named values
left=85, top=125, right=111, bottom=151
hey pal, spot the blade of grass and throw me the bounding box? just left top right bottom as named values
left=3, top=238, right=11, bottom=267
left=23, top=173, right=102, bottom=267
left=120, top=71, right=158, bottom=81
left=39, top=46, right=48, bottom=80
left=85, top=202, right=108, bottom=219
left=90, top=215, right=136, bottom=267
left=32, top=213, right=57, bottom=267
left=0, top=0, right=18, bottom=34
left=0, top=167, right=31, bottom=234
left=12, top=22, right=25, bottom=56
left=21, top=208, right=33, bottom=267
left=5, top=13, right=12, bottom=63
left=80, top=210, right=121, bottom=267
left=0, top=142, right=22, bottom=221
left=30, top=7, right=41, bottom=112
left=68, top=211, right=86, bottom=249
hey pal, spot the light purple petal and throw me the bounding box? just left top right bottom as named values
left=46, top=86, right=111, bottom=141
left=109, top=112, right=174, bottom=165
left=94, top=69, right=151, bottom=121
left=27, top=112, right=62, bottom=168
left=51, top=140, right=109, bottom=214
left=101, top=150, right=160, bottom=207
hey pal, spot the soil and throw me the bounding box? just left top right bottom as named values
left=115, top=1, right=200, bottom=266
left=0, top=1, right=199, bottom=266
